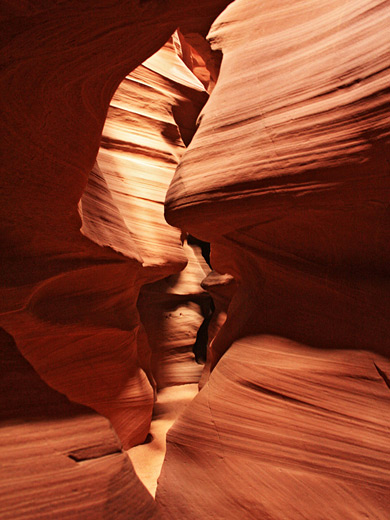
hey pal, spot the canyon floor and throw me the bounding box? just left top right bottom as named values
left=128, top=383, right=199, bottom=497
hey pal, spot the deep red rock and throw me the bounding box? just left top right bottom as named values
left=0, top=1, right=231, bottom=517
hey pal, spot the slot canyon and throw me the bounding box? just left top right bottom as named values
left=1, top=1, right=389, bottom=518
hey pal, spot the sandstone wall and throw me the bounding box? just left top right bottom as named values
left=158, top=0, right=390, bottom=517
left=0, top=2, right=231, bottom=517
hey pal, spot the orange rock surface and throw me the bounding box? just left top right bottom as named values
left=0, top=328, right=161, bottom=520
left=157, top=337, right=390, bottom=519
left=159, top=0, right=390, bottom=517
left=138, top=237, right=210, bottom=389
left=77, top=35, right=209, bottom=443
left=2, top=0, right=390, bottom=518
left=0, top=1, right=230, bottom=518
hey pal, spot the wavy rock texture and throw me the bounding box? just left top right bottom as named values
left=1, top=8, right=211, bottom=450
left=0, top=328, right=160, bottom=520
left=198, top=270, right=236, bottom=387
left=81, top=35, right=207, bottom=274
left=0, top=1, right=231, bottom=518
left=159, top=0, right=390, bottom=517
left=3, top=0, right=389, bottom=518
left=138, top=238, right=211, bottom=389
left=80, top=34, right=209, bottom=397
left=128, top=383, right=198, bottom=497
left=157, top=336, right=390, bottom=519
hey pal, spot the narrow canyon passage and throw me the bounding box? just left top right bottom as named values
left=1, top=1, right=390, bottom=519
left=127, top=383, right=199, bottom=497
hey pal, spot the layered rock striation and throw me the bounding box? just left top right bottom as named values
left=78, top=35, right=209, bottom=442
left=159, top=0, right=390, bottom=517
left=0, top=1, right=231, bottom=518
left=0, top=328, right=161, bottom=520
left=2, top=0, right=390, bottom=518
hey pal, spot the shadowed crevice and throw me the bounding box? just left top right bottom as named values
left=374, top=362, right=390, bottom=391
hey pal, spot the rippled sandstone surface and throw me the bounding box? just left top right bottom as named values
left=0, top=1, right=230, bottom=518
left=1, top=0, right=390, bottom=518
left=158, top=0, right=390, bottom=518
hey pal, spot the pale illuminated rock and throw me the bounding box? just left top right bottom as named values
left=160, top=0, right=390, bottom=517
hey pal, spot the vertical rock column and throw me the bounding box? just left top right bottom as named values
left=158, top=0, right=390, bottom=518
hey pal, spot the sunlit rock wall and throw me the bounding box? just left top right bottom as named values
left=80, top=34, right=211, bottom=394
left=138, top=238, right=211, bottom=389
left=158, top=0, right=390, bottom=518
left=0, top=1, right=232, bottom=518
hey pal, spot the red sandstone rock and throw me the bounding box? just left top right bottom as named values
left=198, top=270, right=236, bottom=388
left=0, top=328, right=161, bottom=520
left=160, top=0, right=390, bottom=517
left=82, top=35, right=207, bottom=276
left=0, top=1, right=231, bottom=517
left=79, top=36, right=209, bottom=411
left=157, top=336, right=390, bottom=519
left=2, top=0, right=389, bottom=517
left=138, top=238, right=211, bottom=389
left=0, top=9, right=216, bottom=449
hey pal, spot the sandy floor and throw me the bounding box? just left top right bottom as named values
left=127, top=383, right=199, bottom=496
